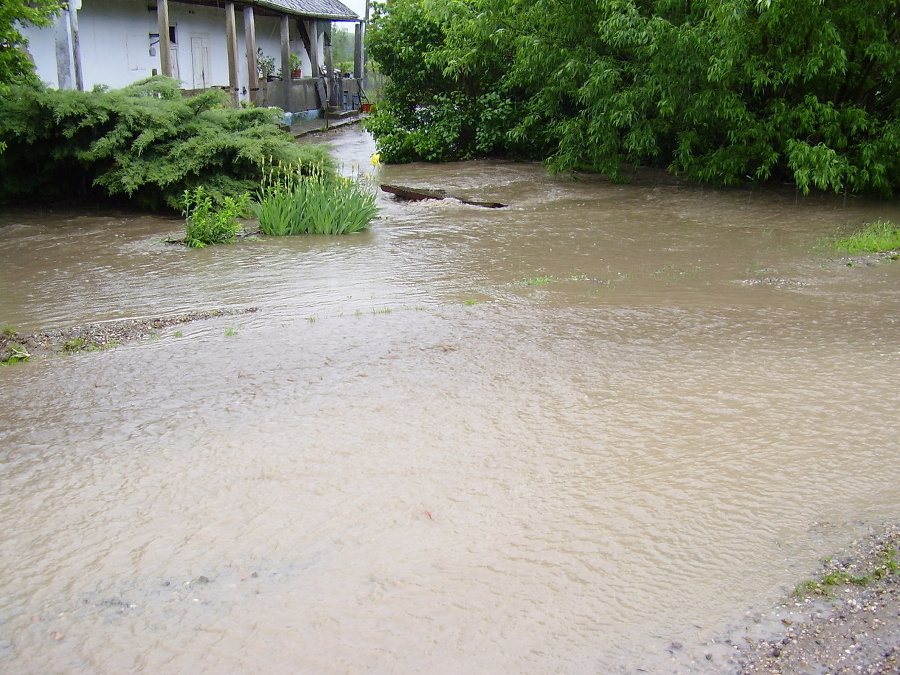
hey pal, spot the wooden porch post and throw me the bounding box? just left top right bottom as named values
left=324, top=25, right=339, bottom=108
left=68, top=1, right=83, bottom=90
left=53, top=10, right=73, bottom=89
left=225, top=2, right=240, bottom=106
left=305, top=20, right=319, bottom=77
left=157, top=0, right=172, bottom=77
left=243, top=6, right=259, bottom=106
left=353, top=21, right=363, bottom=80
left=280, top=15, right=291, bottom=111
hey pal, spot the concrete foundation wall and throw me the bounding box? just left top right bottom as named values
left=261, top=76, right=362, bottom=115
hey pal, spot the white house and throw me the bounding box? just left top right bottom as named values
left=20, top=0, right=362, bottom=112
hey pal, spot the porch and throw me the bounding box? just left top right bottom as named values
left=258, top=74, right=367, bottom=121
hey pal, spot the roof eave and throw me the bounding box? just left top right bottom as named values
left=253, top=1, right=359, bottom=21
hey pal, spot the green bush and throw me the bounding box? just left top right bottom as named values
left=252, top=160, right=379, bottom=235
left=0, top=77, right=334, bottom=209
left=182, top=186, right=250, bottom=248
left=367, top=0, right=900, bottom=196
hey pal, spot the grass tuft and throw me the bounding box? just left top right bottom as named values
left=831, top=220, right=900, bottom=253
left=794, top=546, right=898, bottom=597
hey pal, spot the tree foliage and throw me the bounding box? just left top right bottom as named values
left=0, top=0, right=59, bottom=94
left=0, top=77, right=333, bottom=209
left=331, top=25, right=356, bottom=72
left=0, top=0, right=59, bottom=153
left=366, top=0, right=900, bottom=195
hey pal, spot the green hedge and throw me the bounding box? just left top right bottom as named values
left=0, top=77, right=332, bottom=210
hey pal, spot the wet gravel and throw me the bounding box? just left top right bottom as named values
left=0, top=308, right=257, bottom=362
left=835, top=249, right=900, bottom=267
left=734, top=525, right=900, bottom=674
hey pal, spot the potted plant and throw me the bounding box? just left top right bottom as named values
left=257, top=49, right=276, bottom=81
left=290, top=53, right=302, bottom=79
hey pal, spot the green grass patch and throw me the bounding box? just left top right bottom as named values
left=525, top=276, right=552, bottom=286
left=63, top=338, right=85, bottom=352
left=653, top=265, right=707, bottom=278
left=522, top=274, right=599, bottom=286
left=794, top=546, right=898, bottom=597
left=831, top=220, right=900, bottom=253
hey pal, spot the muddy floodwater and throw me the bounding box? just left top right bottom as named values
left=1, top=128, right=899, bottom=674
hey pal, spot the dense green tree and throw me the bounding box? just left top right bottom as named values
left=331, top=26, right=356, bottom=72
left=365, top=0, right=463, bottom=161
left=366, top=0, right=900, bottom=195
left=0, top=0, right=60, bottom=152
left=0, top=0, right=58, bottom=93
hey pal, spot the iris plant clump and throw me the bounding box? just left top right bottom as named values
left=252, top=159, right=379, bottom=236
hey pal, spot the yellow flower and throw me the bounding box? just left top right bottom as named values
left=370, top=153, right=382, bottom=166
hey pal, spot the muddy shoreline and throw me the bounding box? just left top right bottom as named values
left=0, top=308, right=257, bottom=363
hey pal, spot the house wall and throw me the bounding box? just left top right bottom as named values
left=19, top=17, right=58, bottom=88
left=19, top=0, right=336, bottom=107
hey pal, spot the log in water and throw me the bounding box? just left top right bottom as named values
left=381, top=183, right=508, bottom=208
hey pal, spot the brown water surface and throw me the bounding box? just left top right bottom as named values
left=1, top=129, right=899, bottom=673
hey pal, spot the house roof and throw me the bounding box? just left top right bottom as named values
left=254, top=0, right=358, bottom=21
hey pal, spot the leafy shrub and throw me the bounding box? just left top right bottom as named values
left=252, top=160, right=379, bottom=235
left=0, top=77, right=334, bottom=209
left=367, top=0, right=900, bottom=196
left=182, top=186, right=250, bottom=248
